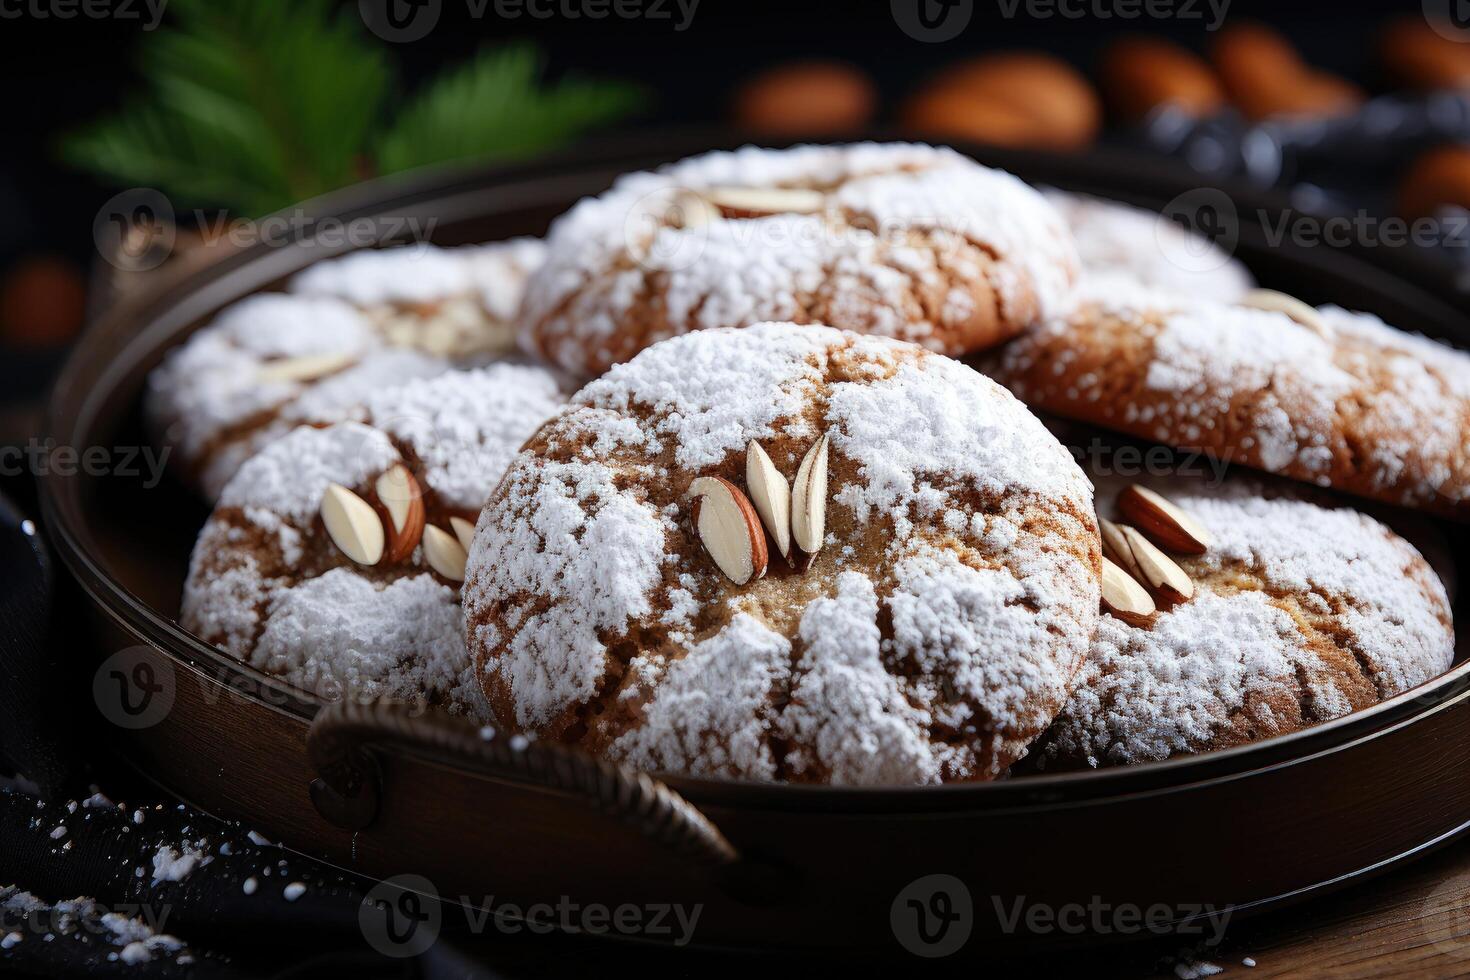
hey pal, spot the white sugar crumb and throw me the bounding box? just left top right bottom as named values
left=48, top=825, right=66, bottom=840
left=283, top=882, right=307, bottom=901
left=1044, top=189, right=1252, bottom=303
left=243, top=877, right=258, bottom=895
left=1174, top=961, right=1224, bottom=979
left=150, top=843, right=210, bottom=884
left=1243, top=957, right=1257, bottom=967
left=1, top=889, right=185, bottom=964
left=1047, top=480, right=1453, bottom=767
left=523, top=142, right=1077, bottom=372
left=246, top=830, right=271, bottom=846
left=467, top=322, right=1099, bottom=784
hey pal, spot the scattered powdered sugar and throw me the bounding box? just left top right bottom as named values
left=467, top=323, right=1100, bottom=783
left=0, top=889, right=186, bottom=966
left=1043, top=189, right=1252, bottom=303
left=1046, top=481, right=1453, bottom=767
left=150, top=843, right=210, bottom=884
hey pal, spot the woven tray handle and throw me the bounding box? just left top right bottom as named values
left=306, top=700, right=740, bottom=869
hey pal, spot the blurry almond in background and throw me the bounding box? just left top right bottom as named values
left=1098, top=36, right=1224, bottom=121
left=1211, top=21, right=1363, bottom=121
left=732, top=61, right=877, bottom=135
left=1398, top=145, right=1470, bottom=220
left=902, top=52, right=1100, bottom=150
left=1379, top=17, right=1470, bottom=92
left=0, top=256, right=86, bottom=349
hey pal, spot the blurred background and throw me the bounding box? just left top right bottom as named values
left=2, top=0, right=1469, bottom=460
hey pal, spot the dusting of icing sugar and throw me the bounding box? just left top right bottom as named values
left=365, top=363, right=566, bottom=511
left=1047, top=482, right=1453, bottom=767
left=1, top=889, right=187, bottom=965
left=466, top=322, right=1100, bottom=783
left=522, top=142, right=1077, bottom=373
left=217, top=422, right=397, bottom=524
left=1043, top=189, right=1252, bottom=303
left=289, top=239, right=545, bottom=319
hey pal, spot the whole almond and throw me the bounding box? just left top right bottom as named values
left=1117, top=485, right=1212, bottom=555
left=703, top=185, right=826, bottom=218
left=745, top=439, right=792, bottom=562
left=790, top=434, right=830, bottom=561
left=374, top=464, right=426, bottom=563
left=688, top=476, right=768, bottom=585
left=321, top=483, right=385, bottom=566
left=1119, top=524, right=1194, bottom=604
left=1238, top=289, right=1331, bottom=338
left=422, top=524, right=468, bottom=582
left=256, top=352, right=356, bottom=384
left=1101, top=557, right=1157, bottom=626
left=449, top=516, right=476, bottom=554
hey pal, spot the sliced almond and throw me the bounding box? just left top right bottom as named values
left=1117, top=484, right=1212, bottom=555
left=1101, top=557, right=1156, bottom=626
left=688, top=476, right=768, bottom=585
left=1119, top=524, right=1194, bottom=604
left=374, top=465, right=426, bottom=564
left=256, top=352, right=356, bottom=384
left=745, top=440, right=792, bottom=562
left=321, top=483, right=384, bottom=566
left=790, top=433, right=830, bottom=561
left=422, top=524, right=468, bottom=582
left=671, top=190, right=722, bottom=229
left=703, top=185, right=826, bottom=219
left=1238, top=289, right=1331, bottom=338
left=1098, top=516, right=1143, bottom=582
left=449, top=516, right=476, bottom=554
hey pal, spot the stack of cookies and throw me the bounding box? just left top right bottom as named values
left=154, top=143, right=1461, bottom=784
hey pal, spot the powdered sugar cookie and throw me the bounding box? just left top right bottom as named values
left=289, top=238, right=545, bottom=358
left=1043, top=189, right=1253, bottom=302
left=148, top=240, right=546, bottom=500
left=181, top=365, right=566, bottom=715
left=521, top=143, right=1078, bottom=377
left=463, top=322, right=1101, bottom=785
left=983, top=284, right=1470, bottom=519
left=1037, top=479, right=1454, bottom=768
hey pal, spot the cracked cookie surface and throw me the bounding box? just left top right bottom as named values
left=1036, top=477, right=1454, bottom=769
left=463, top=322, right=1101, bottom=785
left=147, top=240, right=545, bottom=499
left=180, top=365, right=565, bottom=715
left=982, top=280, right=1470, bottom=519
left=520, top=143, right=1078, bottom=377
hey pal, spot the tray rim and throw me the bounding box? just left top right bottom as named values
left=39, top=131, right=1470, bottom=813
